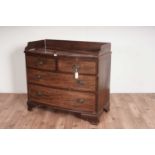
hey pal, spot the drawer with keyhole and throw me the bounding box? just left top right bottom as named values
left=58, top=57, right=97, bottom=75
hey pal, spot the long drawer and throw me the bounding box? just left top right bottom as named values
left=28, top=84, right=96, bottom=112
left=27, top=68, right=96, bottom=92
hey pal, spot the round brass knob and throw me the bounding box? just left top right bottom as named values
left=38, top=60, right=43, bottom=65
left=36, top=75, right=41, bottom=79
left=36, top=92, right=42, bottom=96
left=76, top=98, right=85, bottom=104
left=76, top=80, right=84, bottom=85
left=72, top=64, right=80, bottom=71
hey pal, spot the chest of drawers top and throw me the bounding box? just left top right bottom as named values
left=24, top=39, right=110, bottom=57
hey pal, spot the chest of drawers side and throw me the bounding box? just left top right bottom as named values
left=97, top=43, right=111, bottom=114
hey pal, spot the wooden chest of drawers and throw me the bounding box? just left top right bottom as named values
left=24, top=39, right=111, bottom=124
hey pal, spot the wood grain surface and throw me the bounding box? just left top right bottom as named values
left=27, top=68, right=96, bottom=92
left=29, top=84, right=96, bottom=113
left=58, top=57, right=97, bottom=75
left=26, top=55, right=56, bottom=71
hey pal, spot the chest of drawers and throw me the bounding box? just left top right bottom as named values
left=24, top=39, right=111, bottom=124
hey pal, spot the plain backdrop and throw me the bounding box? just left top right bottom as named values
left=0, top=26, right=155, bottom=93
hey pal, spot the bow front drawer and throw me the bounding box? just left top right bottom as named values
left=26, top=55, right=56, bottom=71
left=29, top=84, right=96, bottom=112
left=27, top=68, right=96, bottom=92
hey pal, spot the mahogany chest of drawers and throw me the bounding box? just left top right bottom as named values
left=24, top=39, right=111, bottom=124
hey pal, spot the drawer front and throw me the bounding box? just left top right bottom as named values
left=29, top=84, right=96, bottom=112
left=26, top=55, right=56, bottom=71
left=58, top=57, right=97, bottom=75
left=27, top=68, right=96, bottom=92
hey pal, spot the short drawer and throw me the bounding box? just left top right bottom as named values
left=29, top=84, right=96, bottom=112
left=58, top=57, right=97, bottom=75
left=27, top=68, right=96, bottom=92
left=26, top=55, right=56, bottom=71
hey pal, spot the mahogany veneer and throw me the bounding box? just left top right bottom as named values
left=24, top=39, right=111, bottom=124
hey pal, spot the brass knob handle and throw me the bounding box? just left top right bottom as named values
left=38, top=60, right=43, bottom=65
left=72, top=64, right=80, bottom=71
left=76, top=80, right=84, bottom=85
left=36, top=75, right=41, bottom=79
left=36, top=92, right=42, bottom=96
left=76, top=98, right=85, bottom=104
